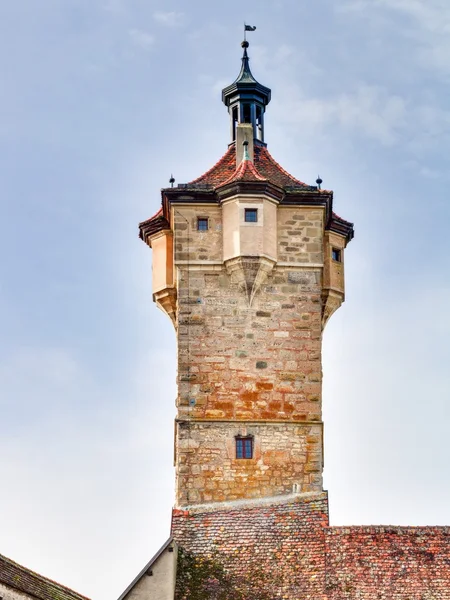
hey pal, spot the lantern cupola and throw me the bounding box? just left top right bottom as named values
left=222, top=41, right=271, bottom=144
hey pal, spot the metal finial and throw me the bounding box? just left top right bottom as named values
left=242, top=140, right=250, bottom=161
left=169, top=174, right=175, bottom=188
left=316, top=175, right=323, bottom=190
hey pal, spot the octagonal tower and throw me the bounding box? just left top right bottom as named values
left=139, top=41, right=353, bottom=508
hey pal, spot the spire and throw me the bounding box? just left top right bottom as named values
left=222, top=39, right=271, bottom=144
left=235, top=41, right=257, bottom=84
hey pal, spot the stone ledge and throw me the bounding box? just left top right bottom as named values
left=175, top=418, right=324, bottom=426
left=175, top=490, right=328, bottom=514
left=326, top=525, right=450, bottom=535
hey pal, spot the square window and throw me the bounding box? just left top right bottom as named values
left=197, top=217, right=208, bottom=232
left=245, top=208, right=258, bottom=223
left=236, top=436, right=253, bottom=459
left=332, top=248, right=341, bottom=262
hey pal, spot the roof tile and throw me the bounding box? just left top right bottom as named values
left=0, top=553, right=90, bottom=600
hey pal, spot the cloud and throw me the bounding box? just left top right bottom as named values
left=153, top=10, right=185, bottom=27
left=270, top=77, right=450, bottom=160
left=128, top=28, right=155, bottom=49
left=275, top=83, right=406, bottom=146
left=338, top=0, right=450, bottom=74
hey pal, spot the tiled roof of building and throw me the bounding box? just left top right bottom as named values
left=0, top=553, right=90, bottom=600
left=172, top=493, right=329, bottom=599
left=172, top=495, right=450, bottom=599
left=326, top=526, right=450, bottom=598
left=219, top=155, right=267, bottom=186
left=190, top=143, right=309, bottom=190
left=139, top=207, right=170, bottom=241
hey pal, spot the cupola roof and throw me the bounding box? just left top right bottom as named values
left=222, top=41, right=271, bottom=109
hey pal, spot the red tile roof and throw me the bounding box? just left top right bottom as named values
left=172, top=497, right=450, bottom=599
left=139, top=143, right=354, bottom=243
left=189, top=146, right=236, bottom=187
left=190, top=143, right=309, bottom=189
left=326, top=526, right=450, bottom=598
left=139, top=207, right=170, bottom=242
left=0, top=553, right=90, bottom=600
left=172, top=494, right=329, bottom=599
left=219, top=157, right=267, bottom=186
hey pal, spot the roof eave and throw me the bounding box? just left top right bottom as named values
left=116, top=537, right=174, bottom=600
left=216, top=180, right=284, bottom=202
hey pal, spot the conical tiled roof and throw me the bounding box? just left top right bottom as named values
left=219, top=152, right=267, bottom=186
left=190, top=144, right=309, bottom=190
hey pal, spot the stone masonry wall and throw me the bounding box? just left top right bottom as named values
left=0, top=582, right=37, bottom=600
left=175, top=421, right=322, bottom=505
left=176, top=266, right=322, bottom=421
left=277, top=207, right=324, bottom=264
left=173, top=203, right=326, bottom=506
left=175, top=264, right=323, bottom=505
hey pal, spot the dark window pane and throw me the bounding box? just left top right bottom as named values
left=245, top=438, right=252, bottom=458
left=245, top=208, right=258, bottom=223
left=198, top=218, right=208, bottom=231
left=332, top=248, right=341, bottom=262
left=236, top=439, right=244, bottom=459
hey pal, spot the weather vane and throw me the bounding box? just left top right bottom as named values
left=244, top=23, right=256, bottom=42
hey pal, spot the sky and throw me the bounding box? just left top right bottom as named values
left=0, top=0, right=449, bottom=598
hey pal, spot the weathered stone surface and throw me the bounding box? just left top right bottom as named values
left=162, top=201, right=348, bottom=506
left=176, top=421, right=322, bottom=505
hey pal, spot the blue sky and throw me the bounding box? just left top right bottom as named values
left=1, top=1, right=449, bottom=599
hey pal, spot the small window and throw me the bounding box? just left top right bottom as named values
left=197, top=217, right=208, bottom=231
left=236, top=436, right=253, bottom=459
left=332, top=248, right=341, bottom=262
left=245, top=208, right=258, bottom=223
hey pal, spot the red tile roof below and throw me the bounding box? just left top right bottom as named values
left=190, top=143, right=309, bottom=189
left=172, top=498, right=450, bottom=599
left=326, top=526, right=450, bottom=598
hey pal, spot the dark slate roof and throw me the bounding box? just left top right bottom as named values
left=0, top=553, right=90, bottom=600
left=190, top=144, right=309, bottom=190
left=221, top=45, right=271, bottom=109
left=116, top=538, right=173, bottom=600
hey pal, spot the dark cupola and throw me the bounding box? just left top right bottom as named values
left=222, top=41, right=271, bottom=144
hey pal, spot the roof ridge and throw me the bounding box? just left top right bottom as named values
left=0, top=552, right=90, bottom=600
left=219, top=156, right=267, bottom=186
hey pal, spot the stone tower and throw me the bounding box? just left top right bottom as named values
left=121, top=40, right=450, bottom=600
left=139, top=40, right=353, bottom=509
